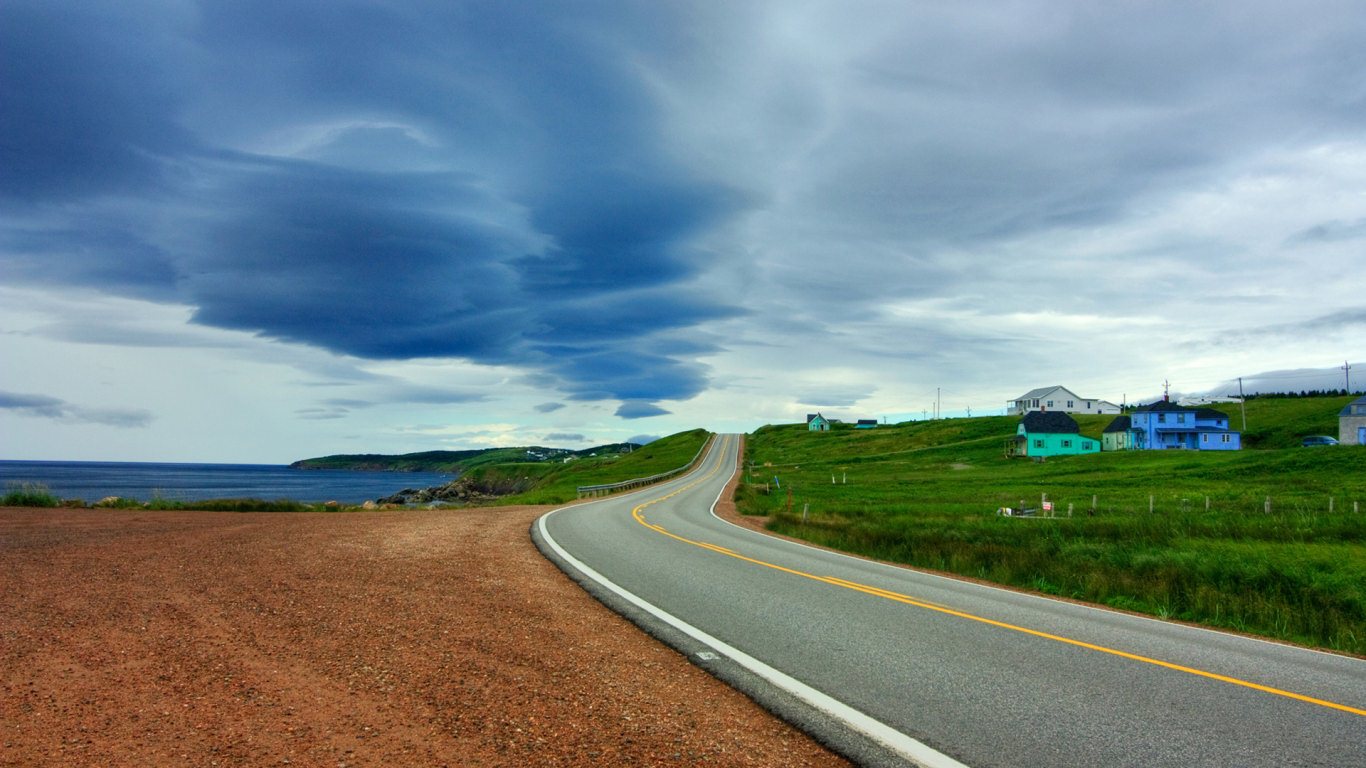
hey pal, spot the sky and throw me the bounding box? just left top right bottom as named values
left=2, top=1, right=1364, bottom=463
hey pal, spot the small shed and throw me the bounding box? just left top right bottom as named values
left=856, top=419, right=878, bottom=429
left=1102, top=415, right=1135, bottom=451
left=1008, top=410, right=1098, bottom=458
left=1340, top=395, right=1366, bottom=446
left=807, top=413, right=831, bottom=432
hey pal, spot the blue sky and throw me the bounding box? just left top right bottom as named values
left=2, top=1, right=1364, bottom=462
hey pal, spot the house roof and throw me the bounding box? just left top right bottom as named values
left=1013, top=385, right=1076, bottom=401
left=1131, top=399, right=1191, bottom=413
left=1195, top=407, right=1229, bottom=420
left=1341, top=395, right=1366, bottom=417
left=1020, top=410, right=1080, bottom=434
left=1103, top=415, right=1131, bottom=433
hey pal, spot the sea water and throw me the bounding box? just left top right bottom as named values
left=0, top=460, right=454, bottom=504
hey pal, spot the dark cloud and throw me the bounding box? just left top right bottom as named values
left=0, top=1, right=743, bottom=417
left=534, top=402, right=566, bottom=413
left=0, top=391, right=153, bottom=428
left=615, top=401, right=671, bottom=419
left=544, top=432, right=585, bottom=443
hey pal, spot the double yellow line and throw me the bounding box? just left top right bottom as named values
left=630, top=438, right=1366, bottom=718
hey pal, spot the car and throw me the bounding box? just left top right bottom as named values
left=1301, top=435, right=1339, bottom=447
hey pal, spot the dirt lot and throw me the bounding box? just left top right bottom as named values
left=0, top=505, right=849, bottom=767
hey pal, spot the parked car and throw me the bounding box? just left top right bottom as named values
left=1301, top=435, right=1339, bottom=447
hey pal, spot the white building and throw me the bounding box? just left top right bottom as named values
left=1007, top=386, right=1120, bottom=416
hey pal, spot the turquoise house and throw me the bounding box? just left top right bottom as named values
left=806, top=413, right=831, bottom=432
left=1008, top=411, right=1099, bottom=458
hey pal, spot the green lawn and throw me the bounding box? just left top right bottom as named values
left=739, top=397, right=1366, bottom=654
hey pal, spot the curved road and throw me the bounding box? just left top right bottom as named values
left=535, top=434, right=1366, bottom=767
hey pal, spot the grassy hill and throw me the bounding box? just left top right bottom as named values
left=455, top=429, right=712, bottom=505
left=290, top=443, right=639, bottom=473
left=739, top=396, right=1366, bottom=654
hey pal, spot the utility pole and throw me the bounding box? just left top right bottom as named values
left=1344, top=361, right=1352, bottom=394
left=936, top=387, right=941, bottom=419
left=1237, top=376, right=1247, bottom=431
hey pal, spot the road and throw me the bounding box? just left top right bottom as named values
left=534, top=434, right=1366, bottom=767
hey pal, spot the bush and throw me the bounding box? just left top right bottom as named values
left=2, top=482, right=61, bottom=507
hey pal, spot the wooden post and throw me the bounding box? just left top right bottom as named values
left=1265, top=496, right=1272, bottom=514
left=1149, top=495, right=1154, bottom=514
left=1205, top=496, right=1210, bottom=511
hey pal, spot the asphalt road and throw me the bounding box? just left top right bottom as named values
left=535, top=434, right=1366, bottom=767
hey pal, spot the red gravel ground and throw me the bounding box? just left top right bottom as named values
left=0, top=505, right=849, bottom=767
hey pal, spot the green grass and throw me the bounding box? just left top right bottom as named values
left=739, top=397, right=1366, bottom=654
left=2, top=482, right=62, bottom=507
left=471, top=428, right=712, bottom=505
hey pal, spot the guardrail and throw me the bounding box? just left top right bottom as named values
left=576, top=433, right=714, bottom=499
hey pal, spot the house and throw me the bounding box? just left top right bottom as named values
left=855, top=419, right=878, bottom=429
left=806, top=413, right=831, bottom=432
left=1128, top=399, right=1240, bottom=451
left=1007, top=410, right=1099, bottom=458
left=1102, top=415, right=1136, bottom=451
left=1340, top=395, right=1366, bottom=446
left=1007, top=386, right=1121, bottom=416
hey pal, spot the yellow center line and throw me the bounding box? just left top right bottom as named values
left=629, top=437, right=1366, bottom=718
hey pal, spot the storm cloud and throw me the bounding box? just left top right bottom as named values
left=1, top=1, right=742, bottom=412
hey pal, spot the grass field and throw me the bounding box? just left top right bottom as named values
left=738, top=396, right=1366, bottom=654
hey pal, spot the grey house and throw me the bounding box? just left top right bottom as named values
left=1341, top=395, right=1366, bottom=446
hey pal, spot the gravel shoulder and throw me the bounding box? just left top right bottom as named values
left=0, top=505, right=849, bottom=767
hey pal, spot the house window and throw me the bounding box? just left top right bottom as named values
left=1034, top=439, right=1044, bottom=448
left=1159, top=414, right=1166, bottom=423
left=1047, top=400, right=1054, bottom=408
left=1222, top=434, right=1232, bottom=443
left=1083, top=441, right=1093, bottom=450
left=1067, top=400, right=1074, bottom=408
left=1202, top=434, right=1208, bottom=443
left=1062, top=439, right=1072, bottom=447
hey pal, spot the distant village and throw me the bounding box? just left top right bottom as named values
left=805, top=384, right=1366, bottom=458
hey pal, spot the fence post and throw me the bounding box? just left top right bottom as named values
left=1264, top=496, right=1272, bottom=514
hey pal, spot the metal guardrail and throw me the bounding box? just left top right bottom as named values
left=576, top=433, right=714, bottom=498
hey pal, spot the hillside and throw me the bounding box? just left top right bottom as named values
left=370, top=429, right=713, bottom=506
left=290, top=443, right=639, bottom=473
left=739, top=395, right=1366, bottom=654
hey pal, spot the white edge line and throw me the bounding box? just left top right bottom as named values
left=706, top=437, right=1361, bottom=663
left=538, top=436, right=970, bottom=768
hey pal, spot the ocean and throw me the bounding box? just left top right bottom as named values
left=0, top=460, right=454, bottom=505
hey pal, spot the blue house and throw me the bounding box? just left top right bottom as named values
left=1128, top=399, right=1240, bottom=451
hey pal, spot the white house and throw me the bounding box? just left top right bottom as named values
left=1007, top=386, right=1120, bottom=416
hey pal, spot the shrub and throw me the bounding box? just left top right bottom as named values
left=2, top=482, right=61, bottom=507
